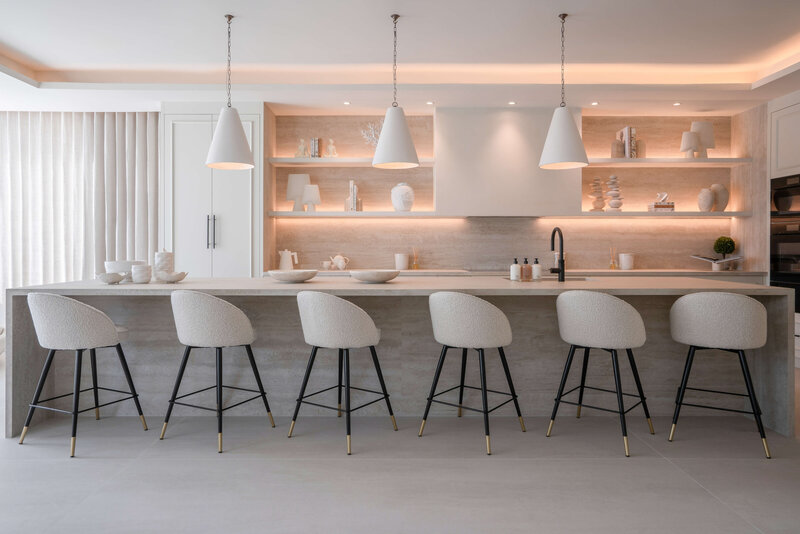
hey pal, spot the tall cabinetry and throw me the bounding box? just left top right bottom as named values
left=161, top=103, right=263, bottom=277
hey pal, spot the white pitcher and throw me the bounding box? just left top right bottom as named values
left=330, top=254, right=350, bottom=271
left=278, top=250, right=298, bottom=270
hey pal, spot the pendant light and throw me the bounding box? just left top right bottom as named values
left=206, top=14, right=254, bottom=170
left=539, top=13, right=588, bottom=170
left=372, top=14, right=419, bottom=170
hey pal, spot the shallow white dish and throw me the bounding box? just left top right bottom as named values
left=155, top=271, right=188, bottom=283
left=96, top=272, right=124, bottom=285
left=350, top=270, right=400, bottom=283
left=268, top=270, right=318, bottom=283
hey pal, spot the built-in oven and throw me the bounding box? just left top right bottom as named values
left=770, top=175, right=800, bottom=311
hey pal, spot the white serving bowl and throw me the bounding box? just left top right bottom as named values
left=96, top=272, right=124, bottom=285
left=268, top=270, right=318, bottom=283
left=350, top=270, right=400, bottom=283
left=104, top=260, right=146, bottom=273
left=154, top=271, right=188, bottom=283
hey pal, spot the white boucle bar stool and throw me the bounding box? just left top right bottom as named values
left=669, top=292, right=771, bottom=458
left=21, top=293, right=147, bottom=457
left=550, top=290, right=654, bottom=457
left=161, top=290, right=275, bottom=453
left=292, top=291, right=396, bottom=455
left=421, top=292, right=525, bottom=455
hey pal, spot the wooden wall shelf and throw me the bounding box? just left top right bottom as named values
left=557, top=211, right=752, bottom=219
left=268, top=211, right=442, bottom=218
left=587, top=158, right=751, bottom=168
left=269, top=157, right=435, bottom=168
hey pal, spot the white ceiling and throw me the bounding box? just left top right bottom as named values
left=2, top=0, right=800, bottom=115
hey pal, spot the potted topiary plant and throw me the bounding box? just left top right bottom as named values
left=713, top=236, right=735, bottom=271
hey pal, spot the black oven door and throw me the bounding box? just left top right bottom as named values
left=772, top=175, right=800, bottom=214
left=770, top=217, right=800, bottom=312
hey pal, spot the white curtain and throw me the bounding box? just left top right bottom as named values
left=0, top=111, right=159, bottom=325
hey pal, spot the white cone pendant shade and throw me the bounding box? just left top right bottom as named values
left=539, top=106, right=588, bottom=170
left=373, top=106, right=419, bottom=169
left=206, top=107, right=254, bottom=170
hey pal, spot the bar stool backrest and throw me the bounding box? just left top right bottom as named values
left=170, top=290, right=255, bottom=348
left=428, top=292, right=512, bottom=349
left=556, top=290, right=646, bottom=349
left=27, top=293, right=119, bottom=350
left=670, top=292, right=767, bottom=350
left=296, top=291, right=380, bottom=349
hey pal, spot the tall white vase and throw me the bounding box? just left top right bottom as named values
left=391, top=183, right=415, bottom=211
left=697, top=188, right=714, bottom=212
left=710, top=184, right=729, bottom=212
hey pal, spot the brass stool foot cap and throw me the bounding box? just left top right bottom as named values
left=457, top=406, right=462, bottom=417
left=140, top=415, right=148, bottom=431
left=347, top=434, right=351, bottom=455
left=268, top=412, right=275, bottom=428
left=18, top=426, right=29, bottom=445
left=337, top=404, right=342, bottom=417
left=623, top=436, right=630, bottom=457
left=647, top=418, right=654, bottom=435
left=418, top=419, right=426, bottom=437
left=486, top=435, right=492, bottom=455
left=546, top=419, right=554, bottom=437
left=70, top=437, right=76, bottom=458
left=95, top=408, right=100, bottom=420
left=159, top=422, right=168, bottom=440
left=519, top=416, right=527, bottom=432
left=763, top=438, right=771, bottom=459
left=287, top=420, right=296, bottom=438
left=218, top=433, right=223, bottom=453
left=668, top=423, right=676, bottom=442
left=390, top=415, right=398, bottom=431
left=576, top=406, right=582, bottom=419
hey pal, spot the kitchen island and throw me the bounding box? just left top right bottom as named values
left=5, top=276, right=794, bottom=437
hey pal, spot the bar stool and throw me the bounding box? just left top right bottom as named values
left=290, top=291, right=396, bottom=455
left=420, top=292, right=525, bottom=455
left=20, top=293, right=147, bottom=457
left=549, top=290, right=654, bottom=457
left=669, top=292, right=771, bottom=458
left=160, top=290, right=275, bottom=453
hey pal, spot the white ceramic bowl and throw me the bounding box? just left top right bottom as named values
left=154, top=271, right=188, bottom=283
left=96, top=272, right=124, bottom=285
left=350, top=270, right=400, bottom=283
left=104, top=260, right=146, bottom=274
left=268, top=270, right=318, bottom=283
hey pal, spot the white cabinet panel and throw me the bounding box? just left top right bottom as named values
left=434, top=108, right=581, bottom=216
left=771, top=102, right=800, bottom=178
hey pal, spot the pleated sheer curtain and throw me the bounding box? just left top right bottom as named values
left=0, top=111, right=159, bottom=325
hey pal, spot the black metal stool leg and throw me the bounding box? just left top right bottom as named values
left=115, top=344, right=147, bottom=431
left=498, top=347, right=525, bottom=432
left=216, top=347, right=223, bottom=453
left=626, top=348, right=654, bottom=434
left=669, top=345, right=696, bottom=442
left=369, top=346, right=397, bottom=431
left=576, top=347, right=590, bottom=418
left=548, top=344, right=577, bottom=437
left=738, top=350, right=771, bottom=459
left=477, top=348, right=491, bottom=455
left=457, top=348, right=467, bottom=417
left=288, top=346, right=318, bottom=438
left=337, top=349, right=344, bottom=417
left=419, top=345, right=449, bottom=436
left=19, top=349, right=56, bottom=444
left=245, top=344, right=275, bottom=428
left=70, top=350, right=83, bottom=457
left=161, top=346, right=191, bottom=439
left=344, top=348, right=352, bottom=455
left=610, top=349, right=629, bottom=457
left=90, top=349, right=100, bottom=420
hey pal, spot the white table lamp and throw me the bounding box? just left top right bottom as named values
left=302, top=184, right=321, bottom=212
left=680, top=131, right=699, bottom=159
left=690, top=121, right=715, bottom=158
left=286, top=174, right=311, bottom=211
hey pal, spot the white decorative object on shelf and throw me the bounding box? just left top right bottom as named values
left=154, top=250, right=174, bottom=274
left=648, top=192, right=675, bottom=212
left=131, top=264, right=152, bottom=284
left=618, top=253, right=635, bottom=270
left=287, top=174, right=311, bottom=211
left=605, top=175, right=623, bottom=211
left=391, top=182, right=415, bottom=211
left=345, top=179, right=362, bottom=211
left=680, top=131, right=699, bottom=159
left=104, top=260, right=146, bottom=282
left=350, top=270, right=400, bottom=283
left=302, top=184, right=321, bottom=212
left=278, top=249, right=298, bottom=270
left=330, top=254, right=350, bottom=270
left=295, top=138, right=310, bottom=157
left=96, top=272, right=124, bottom=285
left=589, top=177, right=605, bottom=211
left=361, top=121, right=383, bottom=147
left=697, top=188, right=714, bottom=211
left=154, top=271, right=188, bottom=283
left=710, top=183, right=729, bottom=212
left=690, top=121, right=715, bottom=158
left=268, top=269, right=318, bottom=283
left=324, top=138, right=338, bottom=157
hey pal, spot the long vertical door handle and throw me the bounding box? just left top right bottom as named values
left=212, top=215, right=217, bottom=249
left=206, top=215, right=211, bottom=249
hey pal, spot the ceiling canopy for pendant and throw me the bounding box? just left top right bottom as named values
left=373, top=14, right=419, bottom=170
left=206, top=14, right=254, bottom=171
left=539, top=13, right=588, bottom=170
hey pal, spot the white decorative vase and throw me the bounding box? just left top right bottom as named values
left=697, top=188, right=714, bottom=212
left=391, top=183, right=415, bottom=212
left=710, top=183, right=729, bottom=212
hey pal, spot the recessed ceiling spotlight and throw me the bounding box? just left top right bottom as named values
left=508, top=101, right=516, bottom=105
left=591, top=102, right=599, bottom=106
left=343, top=101, right=351, bottom=105
left=426, top=101, right=434, bottom=105
left=673, top=102, right=681, bottom=106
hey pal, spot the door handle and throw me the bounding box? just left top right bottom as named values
left=212, top=215, right=217, bottom=249
left=206, top=215, right=211, bottom=249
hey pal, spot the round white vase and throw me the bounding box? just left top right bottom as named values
left=710, top=183, right=729, bottom=212
left=391, top=183, right=415, bottom=212
left=697, top=188, right=714, bottom=212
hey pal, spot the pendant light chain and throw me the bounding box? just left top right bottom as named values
left=559, top=13, right=567, bottom=108
left=391, top=14, right=399, bottom=107
left=226, top=14, right=233, bottom=108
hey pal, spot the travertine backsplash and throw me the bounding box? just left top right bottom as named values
left=274, top=217, right=731, bottom=271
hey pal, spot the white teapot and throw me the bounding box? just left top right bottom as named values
left=278, top=249, right=298, bottom=270
left=329, top=254, right=350, bottom=271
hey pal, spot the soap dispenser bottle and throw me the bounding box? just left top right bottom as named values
left=510, top=258, right=521, bottom=281
left=522, top=258, right=532, bottom=281
left=532, top=258, right=542, bottom=280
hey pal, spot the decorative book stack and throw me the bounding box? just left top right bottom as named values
left=345, top=179, right=363, bottom=211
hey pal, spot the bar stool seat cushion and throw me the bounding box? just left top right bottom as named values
left=297, top=291, right=380, bottom=349
left=428, top=292, right=512, bottom=349
left=556, top=290, right=646, bottom=349
left=171, top=290, right=255, bottom=348
left=27, top=293, right=120, bottom=351
left=670, top=292, right=767, bottom=350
